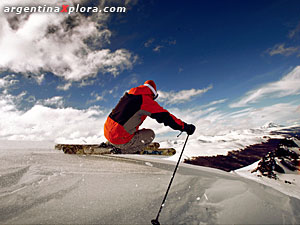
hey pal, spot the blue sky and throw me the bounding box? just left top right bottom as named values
left=0, top=0, right=300, bottom=141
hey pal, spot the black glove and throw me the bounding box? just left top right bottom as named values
left=183, top=123, right=196, bottom=135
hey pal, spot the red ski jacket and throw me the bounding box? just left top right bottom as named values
left=104, top=85, right=185, bottom=145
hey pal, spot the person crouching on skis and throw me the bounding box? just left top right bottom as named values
left=104, top=80, right=196, bottom=153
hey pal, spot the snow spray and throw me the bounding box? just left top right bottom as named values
left=151, top=135, right=190, bottom=225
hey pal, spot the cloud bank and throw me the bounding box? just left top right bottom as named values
left=37, top=96, right=64, bottom=108
left=141, top=100, right=300, bottom=138
left=230, top=66, right=300, bottom=108
left=0, top=82, right=299, bottom=142
left=0, top=92, right=107, bottom=142
left=0, top=0, right=137, bottom=83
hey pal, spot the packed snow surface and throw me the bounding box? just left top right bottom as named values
left=1, top=124, right=300, bottom=224
left=1, top=147, right=300, bottom=224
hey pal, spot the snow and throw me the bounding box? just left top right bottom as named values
left=0, top=140, right=54, bottom=150
left=0, top=124, right=300, bottom=224
left=158, top=124, right=287, bottom=160
left=0, top=147, right=299, bottom=224
left=262, top=122, right=283, bottom=129
left=235, top=156, right=300, bottom=200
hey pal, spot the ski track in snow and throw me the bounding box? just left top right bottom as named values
left=0, top=147, right=300, bottom=224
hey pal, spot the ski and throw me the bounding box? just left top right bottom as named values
left=55, top=142, right=176, bottom=156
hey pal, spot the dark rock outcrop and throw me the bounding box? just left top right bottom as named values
left=251, top=139, right=300, bottom=179
left=184, top=138, right=300, bottom=176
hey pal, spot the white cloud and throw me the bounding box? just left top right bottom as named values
left=167, top=40, right=176, bottom=45
left=0, top=93, right=108, bottom=142
left=0, top=70, right=109, bottom=141
left=0, top=91, right=27, bottom=109
left=87, top=92, right=104, bottom=104
left=153, top=45, right=163, bottom=52
left=0, top=0, right=137, bottom=82
left=79, top=78, right=97, bottom=87
left=145, top=38, right=176, bottom=52
left=289, top=22, right=300, bottom=39
left=201, top=98, right=227, bottom=108
left=230, top=66, right=300, bottom=108
left=144, top=38, right=154, bottom=48
left=33, top=74, right=45, bottom=85
left=226, top=103, right=300, bottom=129
left=226, top=107, right=254, bottom=118
left=266, top=43, right=299, bottom=56
left=37, top=96, right=64, bottom=108
left=141, top=100, right=300, bottom=139
left=158, top=85, right=212, bottom=105
left=0, top=74, right=19, bottom=91
left=0, top=95, right=17, bottom=113
left=94, top=94, right=104, bottom=101
left=57, top=82, right=72, bottom=91
left=0, top=88, right=299, bottom=143
left=26, top=95, right=36, bottom=103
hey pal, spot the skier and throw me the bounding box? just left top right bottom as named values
left=104, top=80, right=196, bottom=153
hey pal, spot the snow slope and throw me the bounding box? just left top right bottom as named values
left=235, top=136, right=300, bottom=200
left=158, top=123, right=290, bottom=159
left=235, top=161, right=300, bottom=200
left=1, top=147, right=300, bottom=224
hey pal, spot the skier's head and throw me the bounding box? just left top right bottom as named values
left=144, top=80, right=158, bottom=100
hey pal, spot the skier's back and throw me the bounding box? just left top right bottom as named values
left=104, top=80, right=195, bottom=153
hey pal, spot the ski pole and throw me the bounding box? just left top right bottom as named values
left=151, top=135, right=190, bottom=225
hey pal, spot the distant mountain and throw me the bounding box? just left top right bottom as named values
left=261, top=122, right=283, bottom=129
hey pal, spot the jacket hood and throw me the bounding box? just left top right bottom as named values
left=128, top=85, right=153, bottom=96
